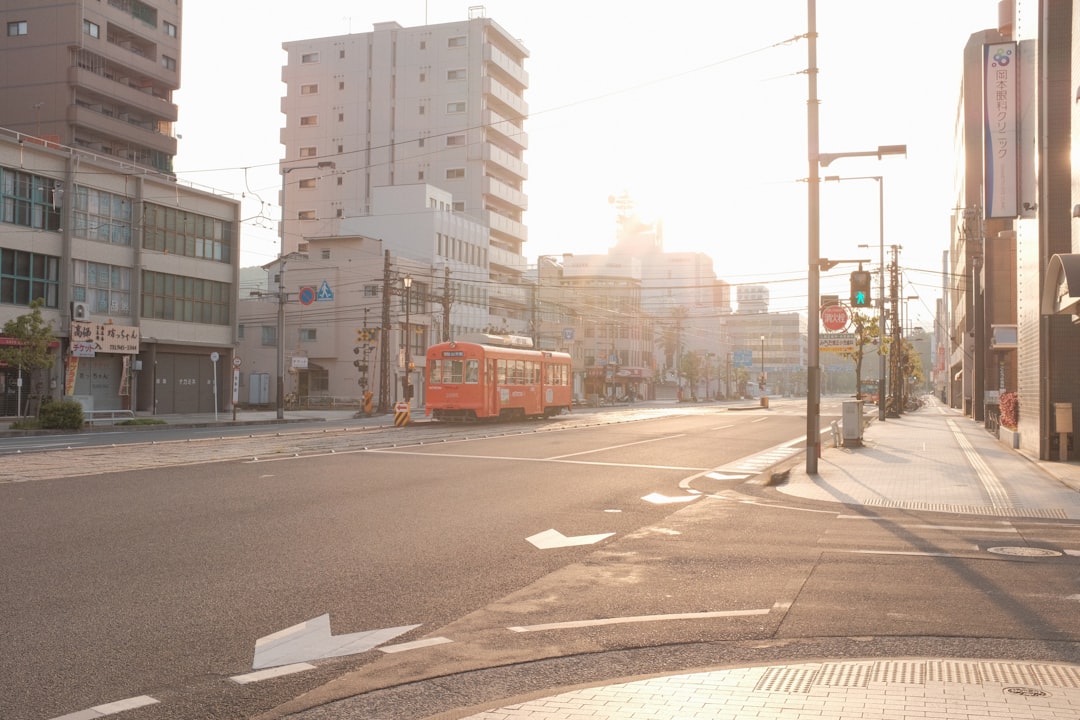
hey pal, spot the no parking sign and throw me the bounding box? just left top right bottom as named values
left=298, top=286, right=316, bottom=305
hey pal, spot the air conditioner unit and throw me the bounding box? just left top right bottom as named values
left=72, top=302, right=90, bottom=321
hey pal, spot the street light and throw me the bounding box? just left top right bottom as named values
left=805, top=132, right=906, bottom=472
left=276, top=160, right=336, bottom=419
left=760, top=335, right=765, bottom=393
left=827, top=174, right=887, bottom=422
left=403, top=274, right=413, bottom=404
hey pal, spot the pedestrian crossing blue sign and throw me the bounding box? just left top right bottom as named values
left=316, top=280, right=334, bottom=301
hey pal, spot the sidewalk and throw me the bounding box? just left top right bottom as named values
left=404, top=399, right=1080, bottom=720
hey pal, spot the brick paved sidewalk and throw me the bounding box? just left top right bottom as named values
left=453, top=658, right=1080, bottom=720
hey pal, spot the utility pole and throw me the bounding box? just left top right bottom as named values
left=889, top=245, right=902, bottom=417
left=378, top=250, right=392, bottom=414
left=442, top=265, right=452, bottom=342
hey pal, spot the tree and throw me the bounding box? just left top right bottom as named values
left=839, top=311, right=880, bottom=400
left=0, top=299, right=57, bottom=416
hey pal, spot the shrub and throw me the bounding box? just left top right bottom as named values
left=39, top=398, right=85, bottom=430
left=999, top=391, right=1019, bottom=430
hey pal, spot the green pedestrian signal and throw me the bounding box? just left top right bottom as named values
left=850, top=271, right=872, bottom=308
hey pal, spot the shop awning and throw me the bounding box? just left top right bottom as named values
left=1043, top=254, right=1080, bottom=315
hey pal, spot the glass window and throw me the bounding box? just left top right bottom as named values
left=84, top=20, right=100, bottom=38
left=301, top=52, right=319, bottom=63
left=466, top=359, right=479, bottom=384
left=447, top=36, right=465, bottom=48
left=300, top=83, right=318, bottom=95
left=7, top=21, right=28, bottom=36
left=446, top=102, right=465, bottom=114
left=299, top=115, right=318, bottom=126
left=163, top=20, right=176, bottom=37
left=161, top=55, right=176, bottom=71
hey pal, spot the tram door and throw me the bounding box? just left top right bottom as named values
left=488, top=359, right=498, bottom=417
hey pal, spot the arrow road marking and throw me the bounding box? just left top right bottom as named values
left=527, top=528, right=614, bottom=549
left=252, top=614, right=420, bottom=669
left=642, top=492, right=699, bottom=504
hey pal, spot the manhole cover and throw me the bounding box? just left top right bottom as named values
left=1004, top=686, right=1050, bottom=697
left=987, top=546, right=1062, bottom=557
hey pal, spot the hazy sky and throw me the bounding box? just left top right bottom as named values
left=173, top=1, right=1000, bottom=327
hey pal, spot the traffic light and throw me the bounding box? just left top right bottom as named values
left=850, top=270, right=872, bottom=308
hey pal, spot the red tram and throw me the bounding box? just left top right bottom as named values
left=425, top=339, right=573, bottom=421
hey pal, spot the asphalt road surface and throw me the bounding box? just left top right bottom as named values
left=4, top=400, right=1078, bottom=720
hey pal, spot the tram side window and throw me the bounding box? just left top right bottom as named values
left=429, top=360, right=440, bottom=383
left=465, top=359, right=479, bottom=383
left=448, top=359, right=463, bottom=383
left=497, top=359, right=506, bottom=384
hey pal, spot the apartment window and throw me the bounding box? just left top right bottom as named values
left=446, top=168, right=465, bottom=180
left=419, top=72, right=426, bottom=82
left=337, top=112, right=344, bottom=122
left=163, top=20, right=176, bottom=37
left=419, top=105, right=426, bottom=116
left=141, top=270, right=231, bottom=325
left=338, top=81, right=345, bottom=90
left=448, top=36, right=466, bottom=48
left=298, top=178, right=316, bottom=189
left=337, top=144, right=343, bottom=153
left=339, top=49, right=345, bottom=59
left=298, top=210, right=316, bottom=220
left=446, top=102, right=465, bottom=114
left=418, top=138, right=425, bottom=148
left=452, top=201, right=465, bottom=212
left=299, top=115, right=318, bottom=126
left=161, top=55, right=176, bottom=71
left=299, top=146, right=317, bottom=158
left=7, top=21, right=27, bottom=36
left=336, top=176, right=343, bottom=186
left=0, top=249, right=60, bottom=308
left=364, top=284, right=379, bottom=297
left=299, top=328, right=317, bottom=342
left=335, top=208, right=343, bottom=217
left=418, top=170, right=425, bottom=181
left=72, top=261, right=131, bottom=315
left=83, top=20, right=100, bottom=38
left=300, top=83, right=319, bottom=95
left=261, top=326, right=277, bottom=345
left=321, top=249, right=331, bottom=259
left=301, top=52, right=319, bottom=63
left=447, top=69, right=466, bottom=81
left=446, top=134, right=466, bottom=147
left=419, top=40, right=426, bottom=50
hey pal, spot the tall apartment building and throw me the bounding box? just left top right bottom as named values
left=0, top=0, right=180, bottom=174
left=279, top=12, right=530, bottom=331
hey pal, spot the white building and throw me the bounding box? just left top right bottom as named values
left=278, top=11, right=530, bottom=331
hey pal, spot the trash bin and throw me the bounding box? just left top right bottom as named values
left=760, top=396, right=769, bottom=409
left=842, top=400, right=864, bottom=447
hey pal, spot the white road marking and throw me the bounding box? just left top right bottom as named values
left=50, top=696, right=159, bottom=720
left=380, top=636, right=453, bottom=653
left=838, top=549, right=979, bottom=557
left=230, top=663, right=315, bottom=684
left=642, top=492, right=699, bottom=504
left=836, top=517, right=1019, bottom=533
left=526, top=528, right=615, bottom=549
left=546, top=434, right=686, bottom=460
left=362, top=448, right=704, bottom=471
left=508, top=608, right=770, bottom=633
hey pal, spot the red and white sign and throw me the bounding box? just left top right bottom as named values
left=821, top=304, right=849, bottom=332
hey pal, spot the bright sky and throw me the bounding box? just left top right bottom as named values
left=173, top=0, right=1000, bottom=328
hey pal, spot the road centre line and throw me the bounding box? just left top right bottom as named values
left=507, top=608, right=770, bottom=633
left=545, top=433, right=687, bottom=460
left=361, top=448, right=705, bottom=471
left=50, top=695, right=159, bottom=720
left=230, top=663, right=315, bottom=685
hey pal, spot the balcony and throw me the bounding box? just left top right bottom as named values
left=69, top=104, right=177, bottom=156
left=488, top=243, right=527, bottom=274
left=484, top=44, right=528, bottom=88
left=483, top=143, right=527, bottom=181
left=486, top=210, right=528, bottom=246
left=484, top=108, right=528, bottom=151
left=69, top=67, right=177, bottom=122
left=483, top=77, right=528, bottom=120
left=483, top=176, right=528, bottom=211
